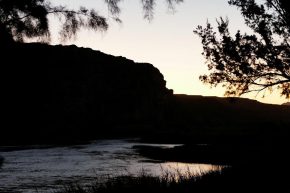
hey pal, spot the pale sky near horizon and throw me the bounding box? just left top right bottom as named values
left=49, top=0, right=289, bottom=105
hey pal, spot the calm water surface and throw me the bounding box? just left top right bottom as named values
left=0, top=139, right=221, bottom=193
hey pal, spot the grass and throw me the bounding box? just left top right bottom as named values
left=54, top=164, right=288, bottom=193
left=56, top=169, right=219, bottom=193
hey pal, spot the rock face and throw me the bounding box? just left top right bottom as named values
left=2, top=43, right=172, bottom=144
left=1, top=43, right=289, bottom=145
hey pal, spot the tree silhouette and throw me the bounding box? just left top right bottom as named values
left=0, top=0, right=108, bottom=44
left=194, top=0, right=290, bottom=99
left=0, top=0, right=183, bottom=45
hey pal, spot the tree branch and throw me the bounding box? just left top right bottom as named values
left=4, top=8, right=100, bottom=26
left=251, top=79, right=289, bottom=87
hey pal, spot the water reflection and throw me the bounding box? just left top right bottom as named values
left=0, top=139, right=222, bottom=193
left=127, top=162, right=223, bottom=178
left=160, top=162, right=222, bottom=176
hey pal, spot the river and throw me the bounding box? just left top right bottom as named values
left=0, top=139, right=221, bottom=193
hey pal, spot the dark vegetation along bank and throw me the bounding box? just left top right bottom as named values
left=57, top=165, right=288, bottom=193
left=1, top=43, right=290, bottom=145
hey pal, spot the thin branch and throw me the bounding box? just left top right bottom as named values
left=242, top=85, right=271, bottom=95
left=251, top=79, right=289, bottom=87
left=267, top=0, right=288, bottom=27
left=4, top=9, right=94, bottom=26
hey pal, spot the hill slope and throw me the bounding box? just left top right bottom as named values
left=2, top=43, right=172, bottom=144
left=1, top=43, right=289, bottom=145
left=147, top=94, right=290, bottom=143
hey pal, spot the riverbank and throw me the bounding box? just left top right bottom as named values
left=56, top=164, right=288, bottom=193
left=35, top=136, right=289, bottom=193
left=0, top=139, right=220, bottom=193
left=55, top=148, right=289, bottom=193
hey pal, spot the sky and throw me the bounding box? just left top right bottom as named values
left=49, top=0, right=289, bottom=105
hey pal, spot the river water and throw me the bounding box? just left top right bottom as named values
left=0, top=139, right=221, bottom=193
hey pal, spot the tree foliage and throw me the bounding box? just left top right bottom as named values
left=194, top=0, right=290, bottom=99
left=0, top=0, right=183, bottom=44
left=0, top=0, right=108, bottom=43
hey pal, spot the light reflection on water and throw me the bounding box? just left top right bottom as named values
left=158, top=162, right=222, bottom=176
left=0, top=139, right=222, bottom=193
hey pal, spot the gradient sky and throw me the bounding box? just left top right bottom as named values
left=49, top=0, right=289, bottom=104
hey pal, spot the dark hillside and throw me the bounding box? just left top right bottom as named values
left=150, top=94, right=290, bottom=143
left=1, top=43, right=289, bottom=145
left=2, top=43, right=172, bottom=144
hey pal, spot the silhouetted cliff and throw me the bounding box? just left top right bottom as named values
left=2, top=43, right=172, bottom=144
left=1, top=43, right=289, bottom=145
